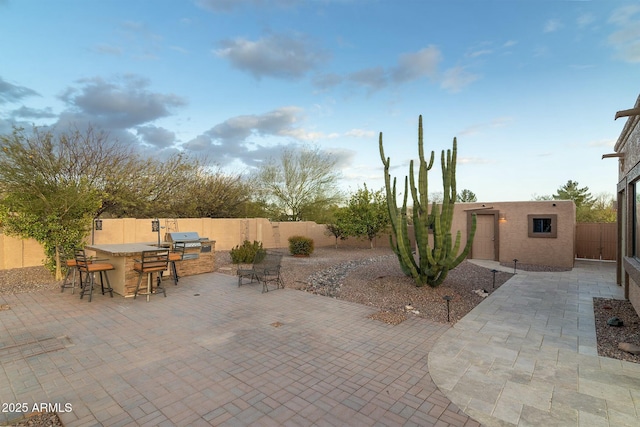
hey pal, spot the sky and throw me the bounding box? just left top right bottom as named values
left=0, top=0, right=638, bottom=203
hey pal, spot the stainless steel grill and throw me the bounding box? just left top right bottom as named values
left=166, top=232, right=210, bottom=260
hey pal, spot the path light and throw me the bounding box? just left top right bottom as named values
left=513, top=259, right=518, bottom=274
left=443, top=295, right=453, bottom=322
left=491, top=269, right=498, bottom=289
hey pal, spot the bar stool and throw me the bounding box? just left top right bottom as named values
left=74, top=249, right=114, bottom=302
left=167, top=242, right=185, bottom=286
left=60, top=254, right=83, bottom=294
left=133, top=249, right=169, bottom=302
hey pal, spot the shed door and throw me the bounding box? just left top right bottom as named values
left=472, top=215, right=495, bottom=260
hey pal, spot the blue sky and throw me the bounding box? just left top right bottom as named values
left=1, top=0, right=638, bottom=202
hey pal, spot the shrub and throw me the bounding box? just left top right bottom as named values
left=288, top=235, right=314, bottom=256
left=230, top=240, right=265, bottom=264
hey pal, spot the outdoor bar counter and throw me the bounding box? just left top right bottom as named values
left=85, top=241, right=215, bottom=297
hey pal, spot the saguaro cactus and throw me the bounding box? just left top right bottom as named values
left=379, top=115, right=476, bottom=287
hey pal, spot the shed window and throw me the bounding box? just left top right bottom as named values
left=528, top=214, right=557, bottom=238
left=532, top=218, right=552, bottom=233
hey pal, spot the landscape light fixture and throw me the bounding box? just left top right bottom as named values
left=443, top=295, right=452, bottom=322
left=491, top=269, right=498, bottom=289
left=513, top=259, right=518, bottom=274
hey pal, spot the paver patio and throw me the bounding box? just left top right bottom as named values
left=430, top=260, right=640, bottom=427
left=3, top=259, right=638, bottom=426
left=0, top=272, right=478, bottom=426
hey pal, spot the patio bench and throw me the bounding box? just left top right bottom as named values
left=237, top=251, right=285, bottom=293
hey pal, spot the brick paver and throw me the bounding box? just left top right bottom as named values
left=0, top=271, right=475, bottom=426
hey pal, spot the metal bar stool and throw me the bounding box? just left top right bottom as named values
left=60, top=255, right=83, bottom=294
left=74, top=249, right=114, bottom=302
left=133, top=249, right=169, bottom=302
left=167, top=242, right=185, bottom=286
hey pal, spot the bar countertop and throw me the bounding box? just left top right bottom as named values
left=85, top=243, right=162, bottom=257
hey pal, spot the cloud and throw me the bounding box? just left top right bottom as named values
left=577, top=12, right=595, bottom=28
left=196, top=0, right=298, bottom=12
left=0, top=77, right=39, bottom=104
left=390, top=45, right=442, bottom=83
left=183, top=107, right=346, bottom=169
left=168, top=45, right=189, bottom=55
left=587, top=138, right=615, bottom=148
left=467, top=49, right=493, bottom=58
left=58, top=75, right=186, bottom=129
left=91, top=43, right=123, bottom=56
left=544, top=19, right=562, bottom=33
left=608, top=5, right=640, bottom=63
left=205, top=106, right=304, bottom=142
left=345, top=129, right=375, bottom=138
left=312, top=73, right=343, bottom=91
left=215, top=32, right=328, bottom=79
left=457, top=156, right=494, bottom=165
left=10, top=106, right=57, bottom=119
left=315, top=45, right=482, bottom=94
left=440, top=66, right=479, bottom=93
left=136, top=125, right=177, bottom=149
left=184, top=107, right=315, bottom=166
left=99, top=20, right=164, bottom=62
left=347, top=67, right=388, bottom=92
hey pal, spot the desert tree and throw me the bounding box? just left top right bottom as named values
left=553, top=180, right=594, bottom=208
left=252, top=145, right=342, bottom=221
left=338, top=184, right=389, bottom=249
left=181, top=168, right=253, bottom=218
left=0, top=125, right=131, bottom=278
left=457, top=189, right=477, bottom=202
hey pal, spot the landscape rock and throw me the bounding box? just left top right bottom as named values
left=618, top=342, right=640, bottom=355
left=607, top=316, right=624, bottom=327
left=472, top=289, right=489, bottom=298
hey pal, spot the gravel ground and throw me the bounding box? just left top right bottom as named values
left=594, top=297, right=640, bottom=363
left=1, top=247, right=638, bottom=425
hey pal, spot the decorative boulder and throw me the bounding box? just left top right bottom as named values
left=618, top=342, right=640, bottom=355
left=607, top=316, right=624, bottom=327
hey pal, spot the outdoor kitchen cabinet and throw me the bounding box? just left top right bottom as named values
left=85, top=241, right=215, bottom=297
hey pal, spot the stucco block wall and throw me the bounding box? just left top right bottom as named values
left=1, top=201, right=575, bottom=270
left=1, top=217, right=392, bottom=270
left=0, top=232, right=46, bottom=269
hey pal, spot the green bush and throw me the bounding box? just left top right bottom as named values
left=288, top=235, right=314, bottom=256
left=230, top=240, right=265, bottom=264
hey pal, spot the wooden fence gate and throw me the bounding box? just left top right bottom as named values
left=575, top=223, right=617, bottom=260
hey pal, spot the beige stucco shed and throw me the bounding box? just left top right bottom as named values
left=447, top=200, right=575, bottom=269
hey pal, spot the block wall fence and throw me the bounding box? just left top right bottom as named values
left=1, top=200, right=575, bottom=270
left=0, top=218, right=392, bottom=270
